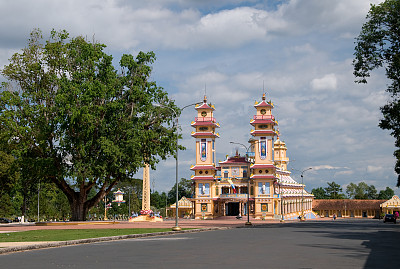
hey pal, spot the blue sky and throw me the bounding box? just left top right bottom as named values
left=1, top=0, right=398, bottom=196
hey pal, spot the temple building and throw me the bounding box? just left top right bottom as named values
left=190, top=94, right=315, bottom=220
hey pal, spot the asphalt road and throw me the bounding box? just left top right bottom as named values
left=0, top=219, right=398, bottom=269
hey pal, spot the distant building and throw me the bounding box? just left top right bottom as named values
left=190, top=94, right=314, bottom=220
left=312, top=199, right=385, bottom=218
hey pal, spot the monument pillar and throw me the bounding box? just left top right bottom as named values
left=142, top=163, right=151, bottom=211
left=129, top=163, right=163, bottom=222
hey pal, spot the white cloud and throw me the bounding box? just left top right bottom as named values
left=312, top=165, right=350, bottom=171
left=276, top=0, right=382, bottom=36
left=285, top=43, right=316, bottom=55
left=0, top=0, right=382, bottom=52
left=367, top=165, right=384, bottom=173
left=193, top=7, right=268, bottom=48
left=362, top=90, right=389, bottom=108
left=0, top=48, right=18, bottom=74
left=334, top=170, right=354, bottom=177
left=311, top=73, right=337, bottom=91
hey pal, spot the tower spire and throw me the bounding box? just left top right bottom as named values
left=263, top=80, right=265, bottom=95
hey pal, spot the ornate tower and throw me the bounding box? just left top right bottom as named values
left=190, top=96, right=220, bottom=219
left=274, top=132, right=289, bottom=171
left=249, top=93, right=279, bottom=219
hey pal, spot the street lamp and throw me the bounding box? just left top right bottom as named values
left=230, top=141, right=252, bottom=226
left=104, top=196, right=108, bottom=220
left=300, top=167, right=312, bottom=221
left=155, top=102, right=201, bottom=231
left=127, top=187, right=132, bottom=218
left=37, top=181, right=40, bottom=223
left=165, top=195, right=168, bottom=218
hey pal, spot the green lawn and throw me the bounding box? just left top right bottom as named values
left=0, top=228, right=176, bottom=242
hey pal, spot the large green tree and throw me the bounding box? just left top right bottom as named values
left=353, top=0, right=400, bottom=186
left=0, top=129, right=20, bottom=217
left=0, top=29, right=179, bottom=220
left=167, top=178, right=193, bottom=204
left=151, top=191, right=168, bottom=210
left=346, top=182, right=378, bottom=199
left=0, top=116, right=19, bottom=198
left=378, top=186, right=395, bottom=200
left=311, top=187, right=328, bottom=199
left=0, top=151, right=18, bottom=195
left=324, top=181, right=345, bottom=199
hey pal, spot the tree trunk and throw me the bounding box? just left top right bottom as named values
left=68, top=185, right=115, bottom=221
left=52, top=176, right=118, bottom=221
left=22, top=191, right=27, bottom=219
left=70, top=192, right=90, bottom=221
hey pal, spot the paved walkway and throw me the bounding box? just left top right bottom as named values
left=0, top=217, right=282, bottom=230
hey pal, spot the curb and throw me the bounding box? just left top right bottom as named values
left=0, top=226, right=233, bottom=255
left=35, top=221, right=121, bottom=226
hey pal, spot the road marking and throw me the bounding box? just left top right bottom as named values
left=131, top=237, right=192, bottom=241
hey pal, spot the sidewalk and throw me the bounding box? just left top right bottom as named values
left=0, top=217, right=281, bottom=230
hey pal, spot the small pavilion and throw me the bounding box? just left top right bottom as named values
left=380, top=195, right=400, bottom=214
left=168, top=197, right=194, bottom=218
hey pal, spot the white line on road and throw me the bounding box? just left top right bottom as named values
left=130, top=237, right=192, bottom=241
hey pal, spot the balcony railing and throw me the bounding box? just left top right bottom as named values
left=253, top=115, right=275, bottom=121
left=195, top=117, right=217, bottom=123
left=219, top=194, right=248, bottom=198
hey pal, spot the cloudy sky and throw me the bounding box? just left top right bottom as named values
left=1, top=0, right=398, bottom=196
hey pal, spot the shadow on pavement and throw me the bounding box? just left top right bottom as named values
left=254, top=219, right=399, bottom=268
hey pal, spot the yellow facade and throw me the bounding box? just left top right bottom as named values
left=169, top=197, right=195, bottom=218
left=191, top=94, right=315, bottom=220
left=313, top=199, right=385, bottom=218
left=381, top=195, right=400, bottom=214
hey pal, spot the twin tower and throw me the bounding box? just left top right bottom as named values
left=189, top=93, right=311, bottom=220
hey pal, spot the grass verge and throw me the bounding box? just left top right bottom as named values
left=0, top=228, right=180, bottom=242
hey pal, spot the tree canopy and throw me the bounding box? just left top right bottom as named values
left=346, top=182, right=378, bottom=199
left=0, top=29, right=179, bottom=220
left=324, top=181, right=346, bottom=199
left=353, top=0, right=400, bottom=186
left=312, top=181, right=394, bottom=200
left=168, top=178, right=193, bottom=204
left=378, top=186, right=395, bottom=200
left=311, top=187, right=328, bottom=199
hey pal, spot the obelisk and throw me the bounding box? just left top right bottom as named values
left=142, top=163, right=151, bottom=211
left=129, top=163, right=162, bottom=222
